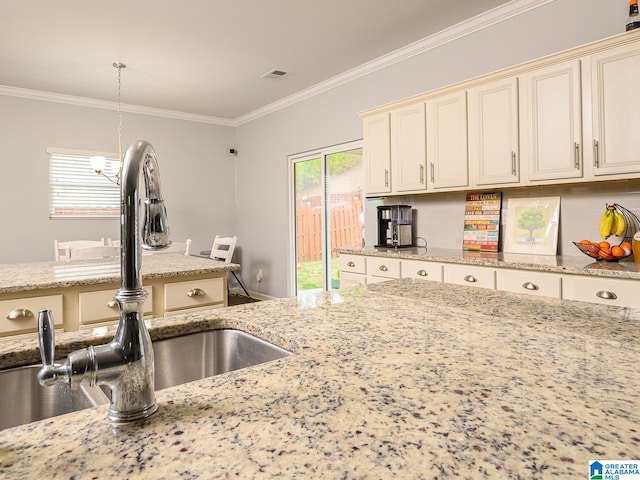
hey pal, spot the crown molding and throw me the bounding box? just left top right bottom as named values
left=0, top=0, right=553, bottom=128
left=234, top=0, right=555, bottom=126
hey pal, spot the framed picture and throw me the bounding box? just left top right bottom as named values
left=504, top=196, right=560, bottom=255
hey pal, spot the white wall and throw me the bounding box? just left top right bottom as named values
left=0, top=95, right=237, bottom=264
left=235, top=0, right=637, bottom=298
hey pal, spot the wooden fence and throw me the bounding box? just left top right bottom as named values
left=296, top=193, right=363, bottom=263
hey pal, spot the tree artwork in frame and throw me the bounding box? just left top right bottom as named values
left=504, top=196, right=560, bottom=255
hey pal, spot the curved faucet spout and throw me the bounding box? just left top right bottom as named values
left=38, top=139, right=172, bottom=424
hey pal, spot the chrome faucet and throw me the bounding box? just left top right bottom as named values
left=38, top=140, right=171, bottom=423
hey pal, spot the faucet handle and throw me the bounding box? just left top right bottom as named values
left=38, top=309, right=55, bottom=367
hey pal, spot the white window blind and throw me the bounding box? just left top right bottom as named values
left=49, top=152, right=120, bottom=218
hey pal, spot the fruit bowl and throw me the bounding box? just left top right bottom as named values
left=573, top=240, right=632, bottom=262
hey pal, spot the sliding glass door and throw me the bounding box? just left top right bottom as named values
left=290, top=142, right=363, bottom=295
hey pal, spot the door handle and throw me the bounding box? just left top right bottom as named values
left=187, top=288, right=205, bottom=297
left=463, top=275, right=477, bottom=283
left=6, top=308, right=34, bottom=320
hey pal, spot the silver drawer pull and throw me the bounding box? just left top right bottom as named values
left=417, top=269, right=428, bottom=277
left=463, top=275, right=477, bottom=283
left=378, top=265, right=388, bottom=272
left=187, top=288, right=205, bottom=297
left=522, top=282, right=539, bottom=291
left=6, top=308, right=34, bottom=320
left=347, top=261, right=356, bottom=267
left=107, top=299, right=118, bottom=309
left=596, top=290, right=617, bottom=300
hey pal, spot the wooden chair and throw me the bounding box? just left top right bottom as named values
left=66, top=245, right=120, bottom=261
left=142, top=239, right=192, bottom=255
left=209, top=236, right=250, bottom=297
left=54, top=238, right=110, bottom=261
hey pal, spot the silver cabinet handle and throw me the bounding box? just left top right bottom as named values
left=6, top=308, right=34, bottom=320
left=417, top=269, right=428, bottom=277
left=574, top=142, right=580, bottom=169
left=511, top=151, right=517, bottom=176
left=596, top=290, right=617, bottom=300
left=430, top=162, right=435, bottom=183
left=378, top=265, right=388, bottom=272
left=522, top=282, right=539, bottom=291
left=384, top=169, right=389, bottom=187
left=187, top=288, right=205, bottom=297
left=420, top=164, right=424, bottom=184
left=463, top=275, right=477, bottom=283
left=107, top=299, right=118, bottom=309
left=593, top=140, right=599, bottom=167
left=347, top=261, right=355, bottom=267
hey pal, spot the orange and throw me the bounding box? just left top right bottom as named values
left=620, top=241, right=633, bottom=251
left=579, top=239, right=592, bottom=245
left=599, top=240, right=611, bottom=249
left=611, top=245, right=625, bottom=258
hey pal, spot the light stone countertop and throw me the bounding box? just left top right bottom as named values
left=0, top=279, right=638, bottom=478
left=0, top=254, right=239, bottom=295
left=336, top=246, right=640, bottom=280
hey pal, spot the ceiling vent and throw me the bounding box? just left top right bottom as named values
left=261, top=69, right=288, bottom=79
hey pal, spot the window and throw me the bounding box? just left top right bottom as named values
left=48, top=148, right=120, bottom=218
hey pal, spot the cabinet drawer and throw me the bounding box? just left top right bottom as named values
left=562, top=275, right=640, bottom=308
left=366, top=257, right=401, bottom=279
left=496, top=269, right=561, bottom=298
left=79, top=287, right=153, bottom=326
left=340, top=272, right=366, bottom=288
left=444, top=264, right=496, bottom=289
left=401, top=260, right=443, bottom=282
left=164, top=277, right=224, bottom=312
left=339, top=254, right=366, bottom=275
left=0, top=294, right=63, bottom=336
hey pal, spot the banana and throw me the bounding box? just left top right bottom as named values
left=599, top=206, right=615, bottom=239
left=614, top=209, right=626, bottom=237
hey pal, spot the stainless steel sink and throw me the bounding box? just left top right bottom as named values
left=0, top=329, right=290, bottom=430
left=152, top=329, right=292, bottom=390
left=0, top=365, right=109, bottom=430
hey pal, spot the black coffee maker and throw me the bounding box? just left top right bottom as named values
left=375, top=205, right=413, bottom=248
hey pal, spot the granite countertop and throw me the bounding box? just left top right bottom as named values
left=0, top=254, right=240, bottom=295
left=0, top=279, right=638, bottom=478
left=336, top=246, right=640, bottom=280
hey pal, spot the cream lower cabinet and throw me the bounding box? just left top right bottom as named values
left=562, top=274, right=640, bottom=308
left=366, top=257, right=401, bottom=284
left=401, top=259, right=443, bottom=282
left=164, top=277, right=225, bottom=315
left=443, top=264, right=496, bottom=289
left=339, top=254, right=366, bottom=287
left=79, top=287, right=154, bottom=329
left=0, top=294, right=63, bottom=337
left=496, top=269, right=562, bottom=298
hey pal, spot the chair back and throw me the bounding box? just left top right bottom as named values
left=54, top=238, right=110, bottom=261
left=143, top=239, right=192, bottom=255
left=66, top=245, right=120, bottom=261
left=209, top=236, right=237, bottom=263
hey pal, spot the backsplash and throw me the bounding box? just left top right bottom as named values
left=365, top=180, right=640, bottom=256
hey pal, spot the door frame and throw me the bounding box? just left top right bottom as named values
left=287, top=140, right=363, bottom=296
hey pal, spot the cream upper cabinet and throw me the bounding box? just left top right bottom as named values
left=425, top=90, right=470, bottom=190
left=588, top=41, right=640, bottom=177
left=520, top=60, right=583, bottom=182
left=391, top=102, right=427, bottom=192
left=468, top=77, right=520, bottom=186
left=363, top=111, right=391, bottom=195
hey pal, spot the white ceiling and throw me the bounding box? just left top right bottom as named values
left=0, top=0, right=517, bottom=122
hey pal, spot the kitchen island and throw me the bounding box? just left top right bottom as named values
left=0, top=254, right=239, bottom=334
left=0, top=278, right=638, bottom=478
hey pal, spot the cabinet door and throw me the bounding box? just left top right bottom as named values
left=562, top=274, right=640, bottom=308
left=366, top=257, right=401, bottom=279
left=391, top=102, right=427, bottom=192
left=363, top=112, right=392, bottom=195
left=426, top=90, right=469, bottom=190
left=496, top=269, right=561, bottom=298
left=401, top=259, right=443, bottom=282
left=469, top=77, right=520, bottom=186
left=521, top=60, right=583, bottom=182
left=590, top=42, right=640, bottom=176
left=443, top=264, right=496, bottom=289
left=339, top=272, right=366, bottom=288
left=0, top=294, right=63, bottom=337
